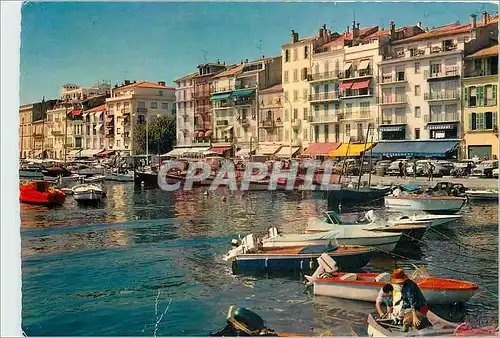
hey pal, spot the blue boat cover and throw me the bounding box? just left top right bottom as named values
left=299, top=244, right=338, bottom=254
left=370, top=140, right=459, bottom=158
left=400, top=184, right=421, bottom=192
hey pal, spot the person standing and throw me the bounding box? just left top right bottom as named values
left=427, top=162, right=435, bottom=182
left=413, top=159, right=417, bottom=179
left=398, top=161, right=404, bottom=179
left=403, top=161, right=407, bottom=179
left=390, top=269, right=429, bottom=332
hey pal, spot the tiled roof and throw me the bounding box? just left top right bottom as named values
left=363, top=29, right=390, bottom=40
left=84, top=104, right=106, bottom=113
left=466, top=44, right=499, bottom=58
left=174, top=72, right=198, bottom=83
left=116, top=81, right=175, bottom=91
left=259, top=84, right=282, bottom=93
left=393, top=16, right=498, bottom=45
left=212, top=64, right=244, bottom=79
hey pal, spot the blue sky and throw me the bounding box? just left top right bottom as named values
left=19, top=1, right=497, bottom=104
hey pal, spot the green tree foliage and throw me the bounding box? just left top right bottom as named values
left=133, top=115, right=176, bottom=155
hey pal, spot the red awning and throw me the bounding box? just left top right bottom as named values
left=351, top=79, right=371, bottom=90
left=95, top=149, right=115, bottom=157
left=209, top=146, right=231, bottom=154
left=69, top=110, right=82, bottom=116
left=339, top=82, right=354, bottom=91
left=205, top=130, right=213, bottom=137
left=303, top=142, right=341, bottom=156
left=198, top=131, right=205, bottom=137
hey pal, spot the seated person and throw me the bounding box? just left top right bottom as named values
left=376, top=284, right=393, bottom=318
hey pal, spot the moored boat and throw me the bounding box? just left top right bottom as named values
left=19, top=180, right=66, bottom=206
left=104, top=171, right=135, bottom=182
left=465, top=189, right=498, bottom=201
left=72, top=183, right=104, bottom=204
left=384, top=195, right=467, bottom=214
left=306, top=271, right=478, bottom=305
left=393, top=213, right=463, bottom=227
left=367, top=311, right=498, bottom=337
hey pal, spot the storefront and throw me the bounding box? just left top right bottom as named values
left=427, top=123, right=458, bottom=139
left=379, top=125, right=406, bottom=141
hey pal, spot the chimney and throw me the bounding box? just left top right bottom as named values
left=291, top=30, right=298, bottom=43
left=262, top=55, right=265, bottom=59
left=124, top=80, right=130, bottom=85
left=357, top=23, right=360, bottom=29
left=158, top=81, right=166, bottom=86
left=417, top=21, right=422, bottom=28
left=346, top=26, right=350, bottom=33
left=470, top=14, right=477, bottom=29
left=217, top=59, right=220, bottom=64
left=352, top=21, right=359, bottom=39
left=481, top=11, right=488, bottom=25
left=390, top=21, right=396, bottom=38
left=245, top=59, right=248, bottom=63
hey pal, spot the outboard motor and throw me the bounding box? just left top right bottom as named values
left=210, top=306, right=277, bottom=336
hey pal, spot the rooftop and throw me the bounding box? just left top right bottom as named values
left=259, top=84, right=283, bottom=93
left=212, top=64, right=244, bottom=79
left=115, top=81, right=175, bottom=91
left=466, top=44, right=499, bottom=58
left=174, top=72, right=198, bottom=83
left=84, top=104, right=106, bottom=113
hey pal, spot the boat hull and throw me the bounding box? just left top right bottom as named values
left=74, top=191, right=103, bottom=202
left=384, top=196, right=466, bottom=214
left=313, top=274, right=477, bottom=305
left=465, top=190, right=498, bottom=201
left=328, top=187, right=391, bottom=203
left=232, top=248, right=373, bottom=273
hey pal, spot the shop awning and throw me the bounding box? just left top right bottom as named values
left=95, top=123, right=103, bottom=131
left=95, top=149, right=115, bottom=157
left=208, top=146, right=232, bottom=154
left=370, top=140, right=459, bottom=158
left=230, top=89, right=255, bottom=98
left=205, top=130, right=213, bottom=137
left=163, top=147, right=191, bottom=157
left=303, top=142, right=341, bottom=156
left=427, top=123, right=457, bottom=130
left=66, top=149, right=82, bottom=158
left=358, top=59, right=370, bottom=70
left=236, top=148, right=250, bottom=157
left=340, top=81, right=354, bottom=91
left=351, top=79, right=371, bottom=90
left=197, top=131, right=205, bottom=137
left=257, top=145, right=281, bottom=155
left=329, top=143, right=373, bottom=157
left=379, top=125, right=405, bottom=132
left=69, top=110, right=82, bottom=117
left=186, top=147, right=210, bottom=155
left=210, top=93, right=232, bottom=101
left=80, top=149, right=100, bottom=157
left=224, top=125, right=233, bottom=132
left=82, top=112, right=89, bottom=117
left=344, top=63, right=352, bottom=70
left=275, top=146, right=301, bottom=158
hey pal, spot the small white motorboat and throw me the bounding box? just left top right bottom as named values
left=84, top=175, right=106, bottom=183
left=72, top=183, right=104, bottom=204
left=465, top=189, right=498, bottom=201
left=255, top=226, right=402, bottom=252
left=384, top=194, right=466, bottom=214
left=393, top=213, right=463, bottom=227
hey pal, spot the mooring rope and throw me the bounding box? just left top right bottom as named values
left=426, top=227, right=497, bottom=253
left=401, top=233, right=497, bottom=263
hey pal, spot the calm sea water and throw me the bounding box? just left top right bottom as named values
left=21, top=183, right=498, bottom=336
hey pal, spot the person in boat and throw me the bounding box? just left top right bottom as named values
left=390, top=268, right=429, bottom=332
left=375, top=284, right=393, bottom=318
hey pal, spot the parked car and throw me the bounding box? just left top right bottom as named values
left=407, top=160, right=445, bottom=177
left=332, top=159, right=360, bottom=176
left=386, top=159, right=409, bottom=176
left=471, top=160, right=499, bottom=178
left=493, top=168, right=499, bottom=179
left=436, top=160, right=455, bottom=176
left=373, top=160, right=392, bottom=176
left=450, top=160, right=475, bottom=177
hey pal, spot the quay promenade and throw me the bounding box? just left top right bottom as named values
left=359, top=174, right=499, bottom=190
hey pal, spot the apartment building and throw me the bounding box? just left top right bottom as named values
left=193, top=62, right=228, bottom=144
left=81, top=104, right=107, bottom=156
left=105, top=80, right=176, bottom=156
left=211, top=56, right=282, bottom=151
left=174, top=72, right=197, bottom=146
left=378, top=12, right=498, bottom=144
left=281, top=26, right=334, bottom=151
left=19, top=104, right=33, bottom=159
left=258, top=84, right=284, bottom=148
left=61, top=82, right=110, bottom=102
left=463, top=44, right=498, bottom=159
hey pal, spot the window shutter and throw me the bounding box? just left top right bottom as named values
left=469, top=112, right=475, bottom=131
left=477, top=86, right=484, bottom=107
left=493, top=85, right=497, bottom=106
left=493, top=112, right=498, bottom=129
left=463, top=87, right=469, bottom=107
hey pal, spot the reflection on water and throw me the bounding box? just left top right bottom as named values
left=21, top=182, right=498, bottom=336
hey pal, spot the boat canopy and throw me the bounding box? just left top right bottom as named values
left=304, top=143, right=341, bottom=156
left=329, top=143, right=373, bottom=157
left=370, top=140, right=459, bottom=158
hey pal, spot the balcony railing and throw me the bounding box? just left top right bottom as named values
left=213, top=101, right=231, bottom=109
left=259, top=119, right=283, bottom=128
left=216, top=120, right=229, bottom=127
left=239, top=118, right=249, bottom=126
left=379, top=73, right=406, bottom=84
left=235, top=83, right=257, bottom=90
left=380, top=115, right=407, bottom=125
left=341, top=110, right=371, bottom=120
left=196, top=105, right=211, bottom=114
left=308, top=91, right=340, bottom=102
left=380, top=95, right=407, bottom=105
left=51, top=130, right=64, bottom=136
left=136, top=107, right=147, bottom=113
left=212, top=137, right=235, bottom=143
left=341, top=88, right=373, bottom=98
left=424, top=113, right=459, bottom=123
left=309, top=114, right=338, bottom=124
left=340, top=69, right=373, bottom=80
left=193, top=90, right=211, bottom=98
left=308, top=71, right=340, bottom=82
left=292, top=119, right=301, bottom=128
left=234, top=98, right=252, bottom=106
left=211, top=87, right=234, bottom=94
left=424, top=90, right=460, bottom=101
left=464, top=69, right=499, bottom=78
left=424, top=66, right=460, bottom=79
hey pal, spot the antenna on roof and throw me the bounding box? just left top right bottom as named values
left=201, top=49, right=208, bottom=63
left=352, top=3, right=356, bottom=24
left=256, top=39, right=263, bottom=58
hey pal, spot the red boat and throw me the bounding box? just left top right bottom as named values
left=19, top=180, right=66, bottom=206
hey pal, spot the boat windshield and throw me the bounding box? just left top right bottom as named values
left=323, top=211, right=341, bottom=224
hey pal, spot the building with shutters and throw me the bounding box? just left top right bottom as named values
left=463, top=43, right=498, bottom=159
left=174, top=72, right=197, bottom=146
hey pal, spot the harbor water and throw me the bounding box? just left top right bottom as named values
left=21, top=183, right=498, bottom=336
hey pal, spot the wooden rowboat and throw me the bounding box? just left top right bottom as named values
left=367, top=311, right=497, bottom=337
left=309, top=272, right=478, bottom=305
